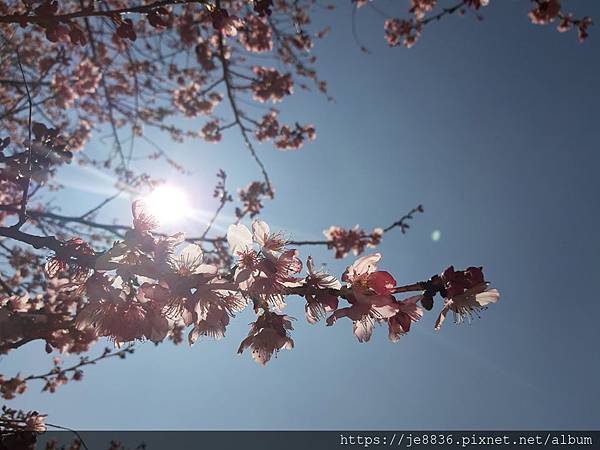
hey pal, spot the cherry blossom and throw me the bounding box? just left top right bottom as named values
left=251, top=67, right=294, bottom=103
left=255, top=110, right=281, bottom=142
left=275, top=123, right=316, bottom=150
left=434, top=266, right=500, bottom=330
left=252, top=220, right=287, bottom=254
left=384, top=18, right=421, bottom=49
left=228, top=221, right=302, bottom=311
left=528, top=0, right=561, bottom=25
left=131, top=199, right=160, bottom=232
left=240, top=15, right=273, bottom=52
left=227, top=220, right=286, bottom=255
left=327, top=254, right=401, bottom=342
left=0, top=376, right=27, bottom=400
left=44, top=238, right=95, bottom=282
left=227, top=223, right=254, bottom=255
left=253, top=0, right=274, bottom=17
left=388, top=295, right=423, bottom=342
left=410, top=0, right=437, bottom=20
left=303, top=256, right=340, bottom=324
left=238, top=311, right=294, bottom=365
left=211, top=8, right=243, bottom=36
left=24, top=412, right=47, bottom=432
left=323, top=225, right=383, bottom=259
left=0, top=407, right=47, bottom=432
left=75, top=277, right=169, bottom=344
left=236, top=181, right=272, bottom=218
left=201, top=120, right=222, bottom=143
left=173, top=84, right=222, bottom=117
left=1, top=196, right=500, bottom=373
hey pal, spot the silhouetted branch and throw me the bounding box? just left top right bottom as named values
left=0, top=0, right=209, bottom=24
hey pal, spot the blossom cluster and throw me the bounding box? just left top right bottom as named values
left=0, top=406, right=46, bottom=433
left=0, top=0, right=329, bottom=187
left=376, top=0, right=591, bottom=49
left=0, top=125, right=73, bottom=203
left=236, top=180, right=273, bottom=218
left=0, top=275, right=98, bottom=356
left=240, top=15, right=273, bottom=53
left=173, top=84, right=223, bottom=117
left=528, top=0, right=593, bottom=42
left=251, top=67, right=294, bottom=103
left=254, top=110, right=316, bottom=150
left=0, top=202, right=501, bottom=367
left=384, top=18, right=421, bottom=49
left=323, top=225, right=384, bottom=259
left=50, top=59, right=101, bottom=109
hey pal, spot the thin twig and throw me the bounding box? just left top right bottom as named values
left=80, top=189, right=125, bottom=219
left=0, top=0, right=209, bottom=24
left=13, top=50, right=33, bottom=229
left=45, top=423, right=89, bottom=450
left=217, top=33, right=274, bottom=196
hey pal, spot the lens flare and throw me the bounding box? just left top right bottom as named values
left=144, top=185, right=190, bottom=224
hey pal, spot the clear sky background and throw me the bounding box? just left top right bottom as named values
left=3, top=0, right=600, bottom=430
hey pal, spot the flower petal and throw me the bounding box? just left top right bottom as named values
left=434, top=303, right=451, bottom=331
left=227, top=224, right=253, bottom=254
left=475, top=288, right=500, bottom=307
left=353, top=317, right=374, bottom=342
left=343, top=253, right=381, bottom=281
left=252, top=220, right=270, bottom=247
left=368, top=270, right=396, bottom=295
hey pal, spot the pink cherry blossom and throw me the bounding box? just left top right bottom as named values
left=187, top=280, right=246, bottom=344
left=327, top=253, right=402, bottom=342
left=0, top=376, right=27, bottom=400
left=255, top=110, right=280, bottom=142
left=228, top=221, right=302, bottom=310
left=237, top=181, right=272, bottom=218
left=238, top=312, right=294, bottom=365
left=435, top=283, right=500, bottom=330
left=326, top=298, right=400, bottom=342
left=410, top=0, right=437, bottom=20
left=303, top=256, right=341, bottom=324
left=243, top=249, right=303, bottom=311
left=188, top=304, right=231, bottom=344
left=323, top=225, right=383, bottom=259
left=227, top=223, right=253, bottom=254
left=240, top=15, right=273, bottom=53
left=228, top=220, right=287, bottom=256
left=201, top=120, right=222, bottom=142
left=251, top=67, right=293, bottom=103
left=528, top=0, right=561, bottom=25
left=172, top=244, right=218, bottom=277
left=173, top=84, right=222, bottom=117
left=274, top=123, right=316, bottom=150
left=132, top=200, right=159, bottom=232
left=384, top=18, right=421, bottom=48
left=341, top=253, right=398, bottom=302
left=211, top=8, right=243, bottom=36
left=24, top=412, right=47, bottom=432
left=252, top=220, right=287, bottom=253
left=76, top=274, right=169, bottom=344
left=388, top=295, right=423, bottom=342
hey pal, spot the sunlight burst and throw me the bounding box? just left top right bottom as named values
left=144, top=185, right=190, bottom=224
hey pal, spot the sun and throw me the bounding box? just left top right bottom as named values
left=143, top=185, right=190, bottom=224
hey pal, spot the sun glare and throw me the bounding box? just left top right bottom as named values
left=144, top=185, right=190, bottom=224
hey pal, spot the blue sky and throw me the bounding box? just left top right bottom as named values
left=3, top=0, right=600, bottom=430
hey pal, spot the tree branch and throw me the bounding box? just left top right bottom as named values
left=13, top=51, right=33, bottom=229
left=217, top=32, right=274, bottom=197
left=0, top=0, right=208, bottom=24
